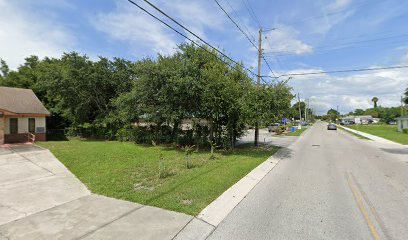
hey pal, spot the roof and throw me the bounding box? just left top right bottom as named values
left=0, top=87, right=50, bottom=115
left=396, top=116, right=408, bottom=119
left=342, top=115, right=373, bottom=119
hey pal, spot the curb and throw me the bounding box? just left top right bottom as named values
left=341, top=126, right=401, bottom=145
left=196, top=146, right=292, bottom=227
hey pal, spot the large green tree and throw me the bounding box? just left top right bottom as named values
left=327, top=108, right=340, bottom=122
left=0, top=44, right=293, bottom=147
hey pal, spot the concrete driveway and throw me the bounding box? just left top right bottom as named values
left=0, top=144, right=193, bottom=240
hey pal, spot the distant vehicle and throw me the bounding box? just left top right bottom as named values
left=341, top=120, right=355, bottom=126
left=388, top=121, right=397, bottom=125
left=268, top=123, right=280, bottom=132
left=327, top=123, right=337, bottom=130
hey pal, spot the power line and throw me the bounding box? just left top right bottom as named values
left=213, top=0, right=277, bottom=78
left=264, top=33, right=408, bottom=56
left=277, top=65, right=408, bottom=78
left=241, top=0, right=261, bottom=28
left=222, top=0, right=256, bottom=42
left=213, top=0, right=257, bottom=49
left=264, top=35, right=283, bottom=70
left=127, top=0, right=263, bottom=82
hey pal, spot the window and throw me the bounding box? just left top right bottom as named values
left=29, top=118, right=36, bottom=133
left=10, top=118, right=18, bottom=134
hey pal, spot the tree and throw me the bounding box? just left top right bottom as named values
left=405, top=87, right=408, bottom=105
left=290, top=101, right=306, bottom=120
left=0, top=45, right=293, bottom=147
left=327, top=108, right=340, bottom=122
left=0, top=59, right=9, bottom=77
left=354, top=109, right=365, bottom=115
left=372, top=97, right=379, bottom=108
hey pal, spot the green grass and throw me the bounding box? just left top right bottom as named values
left=347, top=124, right=408, bottom=145
left=339, top=126, right=370, bottom=140
left=37, top=140, right=278, bottom=215
left=286, top=127, right=308, bottom=136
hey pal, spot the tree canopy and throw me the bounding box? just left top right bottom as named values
left=0, top=44, right=294, bottom=147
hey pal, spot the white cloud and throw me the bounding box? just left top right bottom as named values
left=326, top=0, right=353, bottom=12
left=264, top=25, right=313, bottom=55
left=286, top=66, right=408, bottom=115
left=91, top=0, right=226, bottom=57
left=0, top=0, right=75, bottom=69
left=401, top=52, right=408, bottom=64
left=92, top=6, right=178, bottom=56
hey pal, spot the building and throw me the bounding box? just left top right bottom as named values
left=341, top=115, right=373, bottom=124
left=0, top=87, right=50, bottom=144
left=396, top=116, right=408, bottom=132
left=134, top=118, right=209, bottom=130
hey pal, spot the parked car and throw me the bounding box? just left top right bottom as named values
left=327, top=123, right=337, bottom=130
left=268, top=123, right=280, bottom=132
left=388, top=120, right=397, bottom=125
left=341, top=120, right=355, bottom=125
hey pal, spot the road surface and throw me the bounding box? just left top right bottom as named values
left=208, top=121, right=408, bottom=240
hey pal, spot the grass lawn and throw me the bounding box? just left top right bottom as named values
left=37, top=140, right=278, bottom=216
left=339, top=126, right=370, bottom=140
left=286, top=127, right=308, bottom=136
left=347, top=124, right=408, bottom=145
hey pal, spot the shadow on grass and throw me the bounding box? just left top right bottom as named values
left=144, top=157, right=235, bottom=207
left=143, top=144, right=288, bottom=212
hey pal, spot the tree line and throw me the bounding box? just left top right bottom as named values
left=0, top=44, right=293, bottom=148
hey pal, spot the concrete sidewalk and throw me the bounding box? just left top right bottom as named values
left=0, top=145, right=196, bottom=240
left=341, top=126, right=401, bottom=145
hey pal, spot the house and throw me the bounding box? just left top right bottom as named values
left=134, top=118, right=209, bottom=130
left=396, top=116, right=408, bottom=132
left=0, top=87, right=50, bottom=144
left=341, top=115, right=373, bottom=124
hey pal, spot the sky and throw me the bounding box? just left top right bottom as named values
left=1, top=0, right=408, bottom=115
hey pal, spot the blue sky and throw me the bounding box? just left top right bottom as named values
left=1, top=0, right=408, bottom=114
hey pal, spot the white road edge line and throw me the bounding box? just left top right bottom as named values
left=197, top=149, right=285, bottom=227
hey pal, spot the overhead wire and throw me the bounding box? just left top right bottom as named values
left=213, top=0, right=277, bottom=79
left=276, top=65, right=408, bottom=77
left=241, top=0, right=262, bottom=28
left=127, top=0, right=266, bottom=82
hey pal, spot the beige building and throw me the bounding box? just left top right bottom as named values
left=396, top=116, right=408, bottom=132
left=0, top=87, right=50, bottom=144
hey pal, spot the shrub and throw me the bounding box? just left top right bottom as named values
left=403, top=129, right=408, bottom=134
left=183, top=145, right=196, bottom=169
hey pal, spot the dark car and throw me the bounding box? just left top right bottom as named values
left=327, top=123, right=337, bottom=130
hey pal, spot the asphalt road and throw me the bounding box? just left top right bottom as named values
left=208, top=121, right=408, bottom=240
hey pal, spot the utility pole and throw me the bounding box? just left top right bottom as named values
left=336, top=105, right=339, bottom=124
left=304, top=98, right=308, bottom=122
left=298, top=93, right=302, bottom=121
left=255, top=28, right=262, bottom=146
left=307, top=98, right=310, bottom=121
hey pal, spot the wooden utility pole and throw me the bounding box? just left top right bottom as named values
left=298, top=93, right=302, bottom=121
left=255, top=29, right=262, bottom=146
left=304, top=99, right=308, bottom=122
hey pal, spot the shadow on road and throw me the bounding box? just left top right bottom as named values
left=380, top=148, right=408, bottom=155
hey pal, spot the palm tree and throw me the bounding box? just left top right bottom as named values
left=372, top=97, right=379, bottom=108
